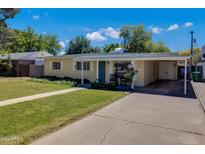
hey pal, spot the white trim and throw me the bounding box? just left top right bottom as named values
left=96, top=60, right=99, bottom=82
left=75, top=57, right=189, bottom=61
left=108, top=61, right=113, bottom=82
left=131, top=60, right=135, bottom=89
left=203, top=62, right=205, bottom=79
left=81, top=61, right=84, bottom=85
left=60, top=61, right=63, bottom=71
left=49, top=62, right=52, bottom=71
left=73, top=60, right=92, bottom=62
left=134, top=60, right=137, bottom=84
left=184, top=59, right=187, bottom=95
left=46, top=53, right=190, bottom=61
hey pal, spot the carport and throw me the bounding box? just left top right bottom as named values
left=140, top=58, right=189, bottom=95
left=143, top=57, right=189, bottom=95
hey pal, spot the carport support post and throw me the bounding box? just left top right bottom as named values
left=81, top=61, right=84, bottom=85
left=184, top=59, right=187, bottom=95
left=108, top=61, right=113, bottom=83
left=96, top=60, right=99, bottom=83
left=131, top=60, right=135, bottom=89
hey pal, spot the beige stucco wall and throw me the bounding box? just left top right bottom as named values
left=44, top=58, right=178, bottom=87
left=143, top=61, right=159, bottom=86
left=158, top=61, right=178, bottom=80
left=173, top=61, right=178, bottom=80
left=142, top=60, right=178, bottom=86
left=133, top=60, right=145, bottom=86
left=45, top=59, right=146, bottom=86
left=140, top=60, right=178, bottom=86
left=44, top=58, right=97, bottom=82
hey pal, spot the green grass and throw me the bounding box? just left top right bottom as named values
left=0, top=77, right=70, bottom=101
left=0, top=89, right=126, bottom=144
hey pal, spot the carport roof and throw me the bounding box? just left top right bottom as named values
left=45, top=52, right=190, bottom=61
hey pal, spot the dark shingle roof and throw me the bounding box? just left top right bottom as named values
left=0, top=51, right=53, bottom=60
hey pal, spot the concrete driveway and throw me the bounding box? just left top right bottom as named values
left=33, top=91, right=205, bottom=145
left=135, top=80, right=196, bottom=98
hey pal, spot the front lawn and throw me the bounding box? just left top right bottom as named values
left=0, top=77, right=72, bottom=101
left=0, top=89, right=126, bottom=144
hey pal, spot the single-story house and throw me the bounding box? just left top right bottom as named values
left=44, top=52, right=190, bottom=94
left=0, top=51, right=53, bottom=77
left=201, top=45, right=205, bottom=79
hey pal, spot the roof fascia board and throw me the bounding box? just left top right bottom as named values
left=74, top=57, right=190, bottom=61
left=45, top=56, right=73, bottom=60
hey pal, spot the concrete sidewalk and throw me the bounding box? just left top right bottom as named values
left=0, top=87, right=84, bottom=107
left=192, top=81, right=205, bottom=111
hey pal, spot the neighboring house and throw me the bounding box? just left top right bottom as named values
left=44, top=52, right=190, bottom=95
left=0, top=51, right=53, bottom=77
left=201, top=45, right=205, bottom=79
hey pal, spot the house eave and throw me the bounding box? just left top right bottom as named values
left=74, top=56, right=190, bottom=61
left=44, top=53, right=190, bottom=61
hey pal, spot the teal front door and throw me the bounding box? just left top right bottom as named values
left=99, top=61, right=106, bottom=83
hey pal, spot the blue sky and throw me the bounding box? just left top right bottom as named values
left=7, top=8, right=205, bottom=52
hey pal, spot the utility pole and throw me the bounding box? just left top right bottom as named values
left=190, top=31, right=194, bottom=59
left=189, top=31, right=194, bottom=80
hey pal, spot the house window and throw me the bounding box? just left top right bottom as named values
left=52, top=62, right=61, bottom=70
left=84, top=62, right=90, bottom=70
left=76, top=62, right=90, bottom=71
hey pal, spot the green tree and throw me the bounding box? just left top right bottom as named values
left=0, top=8, right=20, bottom=27
left=153, top=41, right=170, bottom=53
left=103, top=43, right=121, bottom=53
left=9, top=27, right=61, bottom=55
left=9, top=29, right=26, bottom=53
left=0, top=28, right=13, bottom=53
left=128, top=25, right=152, bottom=53
left=119, top=26, right=130, bottom=49
left=0, top=55, right=13, bottom=76
left=144, top=41, right=154, bottom=52
left=119, top=25, right=152, bottom=53
left=90, top=46, right=101, bottom=53
left=23, top=27, right=38, bottom=51
left=0, top=9, right=60, bottom=55
left=66, top=36, right=92, bottom=54
left=35, top=34, right=61, bottom=55
left=179, top=47, right=201, bottom=65
left=0, top=9, right=20, bottom=54
left=119, top=25, right=170, bottom=53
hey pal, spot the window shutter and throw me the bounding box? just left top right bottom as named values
left=60, top=61, right=63, bottom=70
left=73, top=61, right=76, bottom=71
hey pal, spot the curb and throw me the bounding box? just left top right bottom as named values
left=191, top=81, right=205, bottom=113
